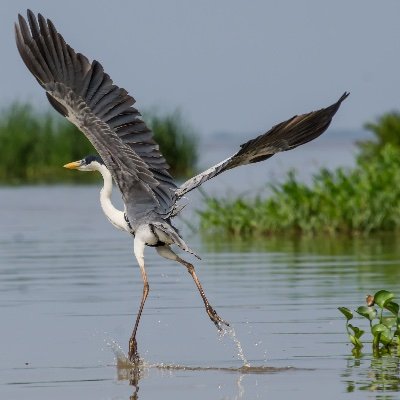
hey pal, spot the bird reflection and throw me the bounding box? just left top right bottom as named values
left=115, top=355, right=292, bottom=399
left=120, top=364, right=246, bottom=400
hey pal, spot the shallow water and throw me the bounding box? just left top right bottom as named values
left=1, top=140, right=400, bottom=400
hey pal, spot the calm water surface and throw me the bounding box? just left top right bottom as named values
left=1, top=136, right=399, bottom=400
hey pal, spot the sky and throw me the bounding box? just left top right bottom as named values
left=1, top=0, right=400, bottom=137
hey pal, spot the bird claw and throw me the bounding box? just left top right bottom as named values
left=206, top=305, right=230, bottom=330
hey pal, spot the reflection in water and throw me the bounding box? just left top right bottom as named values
left=343, top=354, right=400, bottom=397
left=235, top=374, right=245, bottom=400
left=110, top=338, right=294, bottom=399
left=202, top=233, right=400, bottom=284
left=201, top=231, right=400, bottom=258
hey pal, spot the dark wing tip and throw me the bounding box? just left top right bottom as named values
left=337, top=91, right=350, bottom=106
left=327, top=91, right=350, bottom=117
left=340, top=91, right=350, bottom=101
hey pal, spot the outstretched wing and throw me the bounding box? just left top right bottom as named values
left=15, top=10, right=176, bottom=223
left=175, top=92, right=349, bottom=200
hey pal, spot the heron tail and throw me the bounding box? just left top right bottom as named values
left=151, top=222, right=201, bottom=259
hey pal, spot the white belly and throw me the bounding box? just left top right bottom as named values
left=135, top=224, right=174, bottom=246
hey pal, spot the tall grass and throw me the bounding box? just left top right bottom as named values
left=199, top=112, right=400, bottom=236
left=0, top=103, right=198, bottom=184
left=0, top=103, right=96, bottom=184
left=145, top=109, right=198, bottom=177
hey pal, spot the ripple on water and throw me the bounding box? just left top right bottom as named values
left=107, top=338, right=297, bottom=378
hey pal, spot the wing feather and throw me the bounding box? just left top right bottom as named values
left=176, top=93, right=349, bottom=200
left=15, top=10, right=176, bottom=224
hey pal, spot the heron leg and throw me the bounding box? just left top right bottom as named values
left=156, top=245, right=229, bottom=330
left=129, top=238, right=149, bottom=363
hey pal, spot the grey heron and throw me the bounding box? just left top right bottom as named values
left=15, top=9, right=348, bottom=362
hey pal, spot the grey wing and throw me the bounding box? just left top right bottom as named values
left=15, top=10, right=176, bottom=221
left=175, top=92, right=349, bottom=200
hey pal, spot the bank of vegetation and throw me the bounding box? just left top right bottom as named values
left=0, top=103, right=198, bottom=184
left=199, top=112, right=400, bottom=236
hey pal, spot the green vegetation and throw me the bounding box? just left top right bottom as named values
left=339, top=290, right=400, bottom=356
left=145, top=109, right=198, bottom=177
left=357, top=111, right=400, bottom=162
left=199, top=112, right=400, bottom=236
left=0, top=103, right=96, bottom=184
left=0, top=103, right=198, bottom=184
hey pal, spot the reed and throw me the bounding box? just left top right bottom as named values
left=0, top=103, right=198, bottom=184
left=145, top=109, right=198, bottom=177
left=0, top=103, right=96, bottom=184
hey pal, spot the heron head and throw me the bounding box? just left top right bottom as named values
left=63, top=155, right=105, bottom=172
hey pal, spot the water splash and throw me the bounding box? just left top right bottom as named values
left=219, top=325, right=250, bottom=367
left=106, top=337, right=296, bottom=376
left=106, top=339, right=138, bottom=369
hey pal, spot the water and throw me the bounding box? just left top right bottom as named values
left=1, top=132, right=400, bottom=399
left=1, top=185, right=400, bottom=399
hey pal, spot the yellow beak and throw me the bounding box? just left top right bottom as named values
left=63, top=161, right=80, bottom=170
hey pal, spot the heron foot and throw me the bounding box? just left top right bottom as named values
left=206, top=304, right=230, bottom=330
left=128, top=337, right=140, bottom=364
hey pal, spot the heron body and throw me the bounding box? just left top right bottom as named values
left=16, top=9, right=349, bottom=362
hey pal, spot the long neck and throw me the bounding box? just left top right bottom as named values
left=98, top=164, right=129, bottom=232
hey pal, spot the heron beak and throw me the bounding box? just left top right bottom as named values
left=63, top=161, right=81, bottom=169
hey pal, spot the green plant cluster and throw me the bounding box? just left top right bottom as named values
left=145, top=109, right=198, bottom=178
left=0, top=103, right=96, bottom=184
left=0, top=103, right=198, bottom=184
left=199, top=112, right=400, bottom=236
left=357, top=111, right=400, bottom=162
left=338, top=290, right=400, bottom=356
left=199, top=144, right=400, bottom=235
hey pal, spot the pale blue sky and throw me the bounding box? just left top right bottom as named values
left=1, top=0, right=400, bottom=136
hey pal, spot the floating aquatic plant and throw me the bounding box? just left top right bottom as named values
left=338, top=290, right=400, bottom=356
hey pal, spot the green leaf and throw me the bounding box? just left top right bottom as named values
left=372, top=323, right=390, bottom=337
left=382, top=316, right=397, bottom=328
left=349, top=335, right=363, bottom=348
left=338, top=307, right=353, bottom=320
left=384, top=301, right=399, bottom=315
left=356, top=306, right=377, bottom=321
left=348, top=324, right=365, bottom=339
left=380, top=333, right=393, bottom=346
left=374, top=290, right=394, bottom=308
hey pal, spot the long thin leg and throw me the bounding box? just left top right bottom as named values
left=129, top=238, right=149, bottom=363
left=156, top=245, right=229, bottom=330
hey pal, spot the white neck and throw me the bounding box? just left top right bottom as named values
left=98, top=164, right=129, bottom=232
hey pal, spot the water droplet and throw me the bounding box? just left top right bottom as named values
left=219, top=325, right=250, bottom=367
